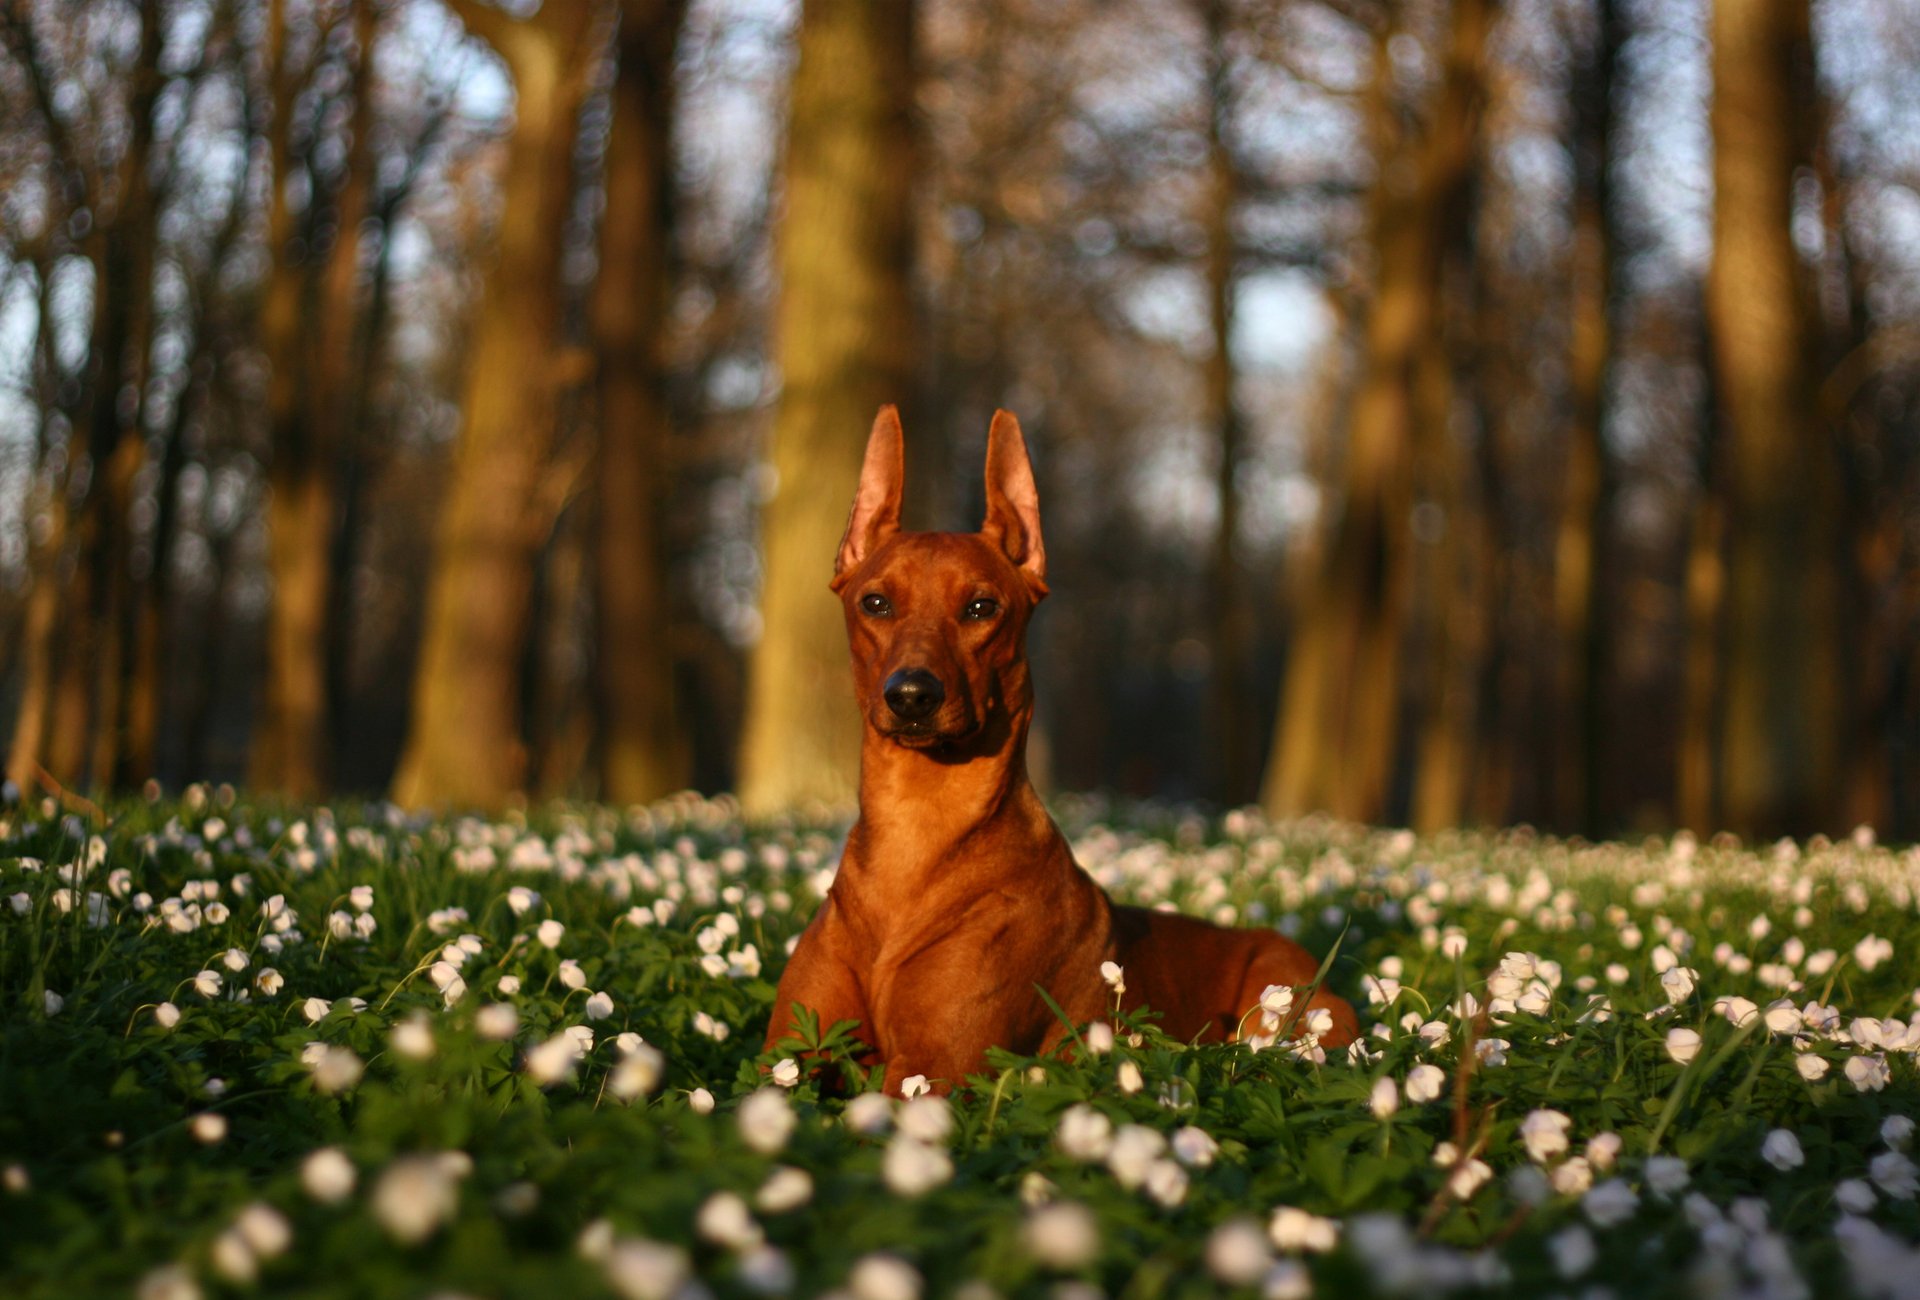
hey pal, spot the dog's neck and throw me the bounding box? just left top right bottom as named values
left=844, top=685, right=1058, bottom=887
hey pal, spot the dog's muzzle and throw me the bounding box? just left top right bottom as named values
left=882, top=669, right=945, bottom=723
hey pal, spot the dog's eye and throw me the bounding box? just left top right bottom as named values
left=860, top=593, right=893, bottom=617
left=963, top=597, right=1000, bottom=621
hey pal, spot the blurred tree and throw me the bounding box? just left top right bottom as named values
left=1701, top=0, right=1839, bottom=836
left=393, top=0, right=604, bottom=807
left=1262, top=0, right=1500, bottom=825
left=593, top=0, right=690, bottom=805
left=1554, top=0, right=1622, bottom=835
left=254, top=0, right=379, bottom=798
left=737, top=0, right=917, bottom=815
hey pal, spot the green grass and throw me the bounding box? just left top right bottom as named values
left=1, top=790, right=1915, bottom=1298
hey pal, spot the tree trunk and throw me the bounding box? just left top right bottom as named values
left=1201, top=0, right=1254, bottom=806
left=1261, top=0, right=1499, bottom=825
left=594, top=0, right=690, bottom=805
left=1554, top=0, right=1621, bottom=837
left=255, top=0, right=378, bottom=797
left=737, top=0, right=918, bottom=815
left=1703, top=0, right=1837, bottom=836
left=392, top=0, right=602, bottom=808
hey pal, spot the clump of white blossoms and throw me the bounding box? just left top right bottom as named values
left=1023, top=1202, right=1100, bottom=1270
left=737, top=1088, right=797, bottom=1156
left=371, top=1154, right=467, bottom=1244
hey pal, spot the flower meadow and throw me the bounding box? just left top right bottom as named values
left=2, top=791, right=1918, bottom=1300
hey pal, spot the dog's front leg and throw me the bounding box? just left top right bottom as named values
left=765, top=901, right=875, bottom=1083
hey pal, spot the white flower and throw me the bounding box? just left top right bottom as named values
left=1551, top=1156, right=1594, bottom=1196
left=476, top=1002, right=519, bottom=1040
left=1117, top=1060, right=1145, bottom=1094
left=1846, top=1054, right=1891, bottom=1093
left=1023, top=1201, right=1100, bottom=1269
left=301, top=996, right=331, bottom=1024
left=1368, top=1076, right=1400, bottom=1120
left=390, top=1015, right=436, bottom=1060
left=1172, top=1125, right=1218, bottom=1168
left=1106, top=1124, right=1167, bottom=1189
left=848, top=1254, right=921, bottom=1300
left=1835, top=1178, right=1877, bottom=1213
left=1582, top=1178, right=1638, bottom=1227
left=1763, top=999, right=1803, bottom=1035
left=153, top=1001, right=181, bottom=1029
left=897, top=1096, right=953, bottom=1145
left=1883, top=1116, right=1915, bottom=1150
left=195, top=970, right=224, bottom=999
left=1520, top=1109, right=1572, bottom=1164
left=695, top=1191, right=762, bottom=1250
left=1205, top=1219, right=1272, bottom=1286
left=211, top=1228, right=258, bottom=1283
left=688, top=1087, right=715, bottom=1115
left=1265, top=1259, right=1312, bottom=1300
left=1085, top=1021, right=1115, bottom=1055
left=221, top=948, right=249, bottom=972
left=583, top=990, right=615, bottom=1021
left=738, top=1088, right=797, bottom=1155
left=190, top=1113, right=228, bottom=1144
left=756, top=1166, right=813, bottom=1214
left=371, top=1156, right=460, bottom=1244
left=254, top=968, right=284, bottom=997
left=526, top=1035, right=584, bottom=1087
left=1144, top=1157, right=1189, bottom=1207
left=1549, top=1225, right=1596, bottom=1278
left=768, top=1057, right=801, bottom=1089
left=844, top=1092, right=893, bottom=1135
left=496, top=975, right=522, bottom=996
left=1586, top=1133, right=1622, bottom=1171
left=505, top=887, right=540, bottom=917
left=309, top=1045, right=365, bottom=1093
left=1795, top=1053, right=1830, bottom=1081
left=558, top=959, right=587, bottom=991
left=233, top=1203, right=292, bottom=1258
left=1056, top=1104, right=1113, bottom=1161
left=1665, top=1028, right=1701, bottom=1064
left=1268, top=1206, right=1339, bottom=1253
left=882, top=1135, right=952, bottom=1195
left=609, top=1045, right=665, bottom=1101
left=1100, top=961, right=1125, bottom=991
left=301, top=1147, right=356, bottom=1203
left=899, top=1074, right=930, bottom=1099
left=1760, top=1129, right=1803, bottom=1171
left=537, top=919, right=566, bottom=949
left=1853, top=934, right=1893, bottom=972
left=349, top=885, right=374, bottom=912
left=1405, top=1064, right=1447, bottom=1104
left=1660, top=966, right=1698, bottom=1002
left=1643, top=1155, right=1689, bottom=1197
left=1871, top=1151, right=1918, bottom=1200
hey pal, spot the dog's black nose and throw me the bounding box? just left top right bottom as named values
left=883, top=669, right=945, bottom=722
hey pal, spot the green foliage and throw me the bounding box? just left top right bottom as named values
left=0, top=793, right=1915, bottom=1298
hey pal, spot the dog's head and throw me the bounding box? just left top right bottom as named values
left=830, top=406, right=1048, bottom=751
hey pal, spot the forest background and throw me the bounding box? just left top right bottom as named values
left=0, top=0, right=1916, bottom=842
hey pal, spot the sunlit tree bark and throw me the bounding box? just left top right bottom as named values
left=738, top=0, right=917, bottom=815
left=393, top=0, right=603, bottom=808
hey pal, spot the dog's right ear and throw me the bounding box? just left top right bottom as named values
left=831, top=405, right=906, bottom=590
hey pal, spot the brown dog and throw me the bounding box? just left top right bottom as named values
left=763, top=406, right=1358, bottom=1093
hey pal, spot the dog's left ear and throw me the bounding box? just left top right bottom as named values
left=982, top=409, right=1048, bottom=600
left=832, top=405, right=907, bottom=591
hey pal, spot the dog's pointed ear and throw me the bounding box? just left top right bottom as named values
left=981, top=409, right=1048, bottom=599
left=831, top=405, right=907, bottom=590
